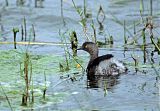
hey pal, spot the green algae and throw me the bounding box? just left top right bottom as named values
left=0, top=49, right=83, bottom=82
left=0, top=49, right=84, bottom=110
left=0, top=92, right=69, bottom=110
left=112, top=0, right=131, bottom=5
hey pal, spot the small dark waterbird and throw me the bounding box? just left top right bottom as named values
left=78, top=42, right=127, bottom=77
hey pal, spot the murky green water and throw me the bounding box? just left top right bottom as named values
left=0, top=0, right=160, bottom=111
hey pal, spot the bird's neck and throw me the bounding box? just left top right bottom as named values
left=89, top=51, right=98, bottom=63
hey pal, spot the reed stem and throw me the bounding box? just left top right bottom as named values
left=70, top=31, right=78, bottom=56
left=43, top=71, right=47, bottom=99
left=5, top=0, right=9, bottom=6
left=0, top=83, right=13, bottom=111
left=61, top=0, right=66, bottom=26
left=123, top=20, right=127, bottom=44
left=21, top=25, right=24, bottom=41
left=83, top=0, right=86, bottom=18
left=13, top=28, right=19, bottom=49
left=32, top=24, right=36, bottom=41
left=23, top=17, right=27, bottom=41
left=142, top=28, right=146, bottom=63
left=35, top=0, right=37, bottom=7
left=91, top=20, right=96, bottom=43
left=150, top=0, right=153, bottom=16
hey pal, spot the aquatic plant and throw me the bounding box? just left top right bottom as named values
left=59, top=30, right=85, bottom=73
left=43, top=71, right=47, bottom=100
left=104, top=80, right=108, bottom=97
left=72, top=0, right=88, bottom=40
left=109, top=0, right=160, bottom=78
left=109, top=36, right=114, bottom=45
left=140, top=0, right=144, bottom=22
left=32, top=24, right=36, bottom=41
left=59, top=30, right=70, bottom=71
left=131, top=54, right=139, bottom=72
left=70, top=31, right=78, bottom=57
left=0, top=0, right=159, bottom=110
left=61, top=0, right=66, bottom=26
left=21, top=52, right=33, bottom=106
left=20, top=18, right=36, bottom=42
left=12, top=27, right=19, bottom=49
left=83, top=0, right=86, bottom=18
left=21, top=24, right=24, bottom=41
left=91, top=20, right=96, bottom=43
left=35, top=0, right=44, bottom=8
left=123, top=20, right=127, bottom=44
left=23, top=17, right=27, bottom=41
left=150, top=0, right=153, bottom=16
left=142, top=28, right=146, bottom=63
left=97, top=5, right=105, bottom=32
left=16, top=0, right=25, bottom=6
left=151, top=36, right=160, bottom=53
left=5, top=0, right=9, bottom=6
left=0, top=83, right=13, bottom=111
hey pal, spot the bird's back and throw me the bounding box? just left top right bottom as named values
left=87, top=54, right=127, bottom=76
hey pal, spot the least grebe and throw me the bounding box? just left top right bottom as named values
left=78, top=42, right=127, bottom=76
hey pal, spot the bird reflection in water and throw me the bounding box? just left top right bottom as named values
left=87, top=74, right=120, bottom=91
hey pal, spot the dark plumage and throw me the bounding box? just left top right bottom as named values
left=78, top=42, right=127, bottom=77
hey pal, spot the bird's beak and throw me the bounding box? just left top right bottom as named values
left=77, top=47, right=82, bottom=50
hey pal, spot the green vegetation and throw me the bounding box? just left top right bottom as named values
left=0, top=49, right=84, bottom=110
left=0, top=0, right=159, bottom=110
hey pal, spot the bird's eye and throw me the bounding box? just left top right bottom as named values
left=85, top=45, right=88, bottom=48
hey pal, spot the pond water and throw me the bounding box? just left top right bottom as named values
left=0, top=0, right=160, bottom=111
